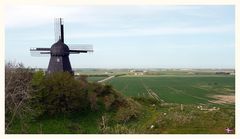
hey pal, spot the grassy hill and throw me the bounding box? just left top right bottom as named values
left=7, top=98, right=234, bottom=134
left=5, top=64, right=235, bottom=134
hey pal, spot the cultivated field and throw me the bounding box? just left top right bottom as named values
left=104, top=75, right=235, bottom=106
left=85, top=70, right=235, bottom=133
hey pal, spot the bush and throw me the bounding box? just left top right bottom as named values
left=103, top=94, right=116, bottom=110
left=88, top=92, right=98, bottom=111
left=31, top=72, right=89, bottom=115
left=88, top=83, right=128, bottom=111
left=133, top=96, right=160, bottom=105
left=31, top=70, right=45, bottom=87
left=31, top=71, right=138, bottom=117
left=115, top=98, right=141, bottom=123
left=5, top=62, right=33, bottom=131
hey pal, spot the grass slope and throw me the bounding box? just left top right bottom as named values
left=7, top=99, right=235, bottom=134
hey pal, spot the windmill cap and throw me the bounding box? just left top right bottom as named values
left=50, top=40, right=70, bottom=56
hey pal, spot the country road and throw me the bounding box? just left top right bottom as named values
left=97, top=76, right=115, bottom=83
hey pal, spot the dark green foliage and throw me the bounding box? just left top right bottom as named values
left=88, top=83, right=130, bottom=111
left=114, top=98, right=141, bottom=123
left=31, top=72, right=89, bottom=115
left=133, top=97, right=160, bottom=106
left=30, top=71, right=139, bottom=120
left=31, top=70, right=45, bottom=87
left=6, top=70, right=142, bottom=133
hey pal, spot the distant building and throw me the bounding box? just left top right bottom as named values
left=74, top=72, right=80, bottom=76
left=215, top=72, right=230, bottom=75
left=134, top=72, right=144, bottom=76
left=128, top=69, right=147, bottom=75
left=129, top=70, right=135, bottom=73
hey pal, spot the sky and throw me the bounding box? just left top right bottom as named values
left=5, top=5, right=235, bottom=69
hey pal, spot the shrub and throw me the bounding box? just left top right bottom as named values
left=115, top=98, right=141, bottom=123
left=103, top=94, right=115, bottom=110
left=93, top=84, right=114, bottom=97
left=5, top=62, right=33, bottom=131
left=31, top=70, right=45, bottom=87
left=31, top=71, right=136, bottom=116
left=31, top=72, right=89, bottom=115
left=88, top=92, right=98, bottom=111
left=88, top=83, right=128, bottom=111
left=133, top=96, right=160, bottom=105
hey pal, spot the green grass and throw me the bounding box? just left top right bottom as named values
left=112, top=99, right=235, bottom=134
left=106, top=75, right=235, bottom=105
left=6, top=99, right=235, bottom=134
left=7, top=110, right=104, bottom=134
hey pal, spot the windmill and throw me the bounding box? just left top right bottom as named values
left=30, top=18, right=93, bottom=74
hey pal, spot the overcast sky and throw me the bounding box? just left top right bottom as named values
left=5, top=5, right=235, bottom=69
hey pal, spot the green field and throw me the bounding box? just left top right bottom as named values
left=104, top=75, right=235, bottom=105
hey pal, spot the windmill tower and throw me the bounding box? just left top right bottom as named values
left=30, top=18, right=93, bottom=74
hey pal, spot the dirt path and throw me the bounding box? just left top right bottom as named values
left=97, top=76, right=115, bottom=83
left=210, top=95, right=235, bottom=104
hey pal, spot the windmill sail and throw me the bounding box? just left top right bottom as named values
left=68, top=44, right=94, bottom=53
left=30, top=48, right=50, bottom=57
left=54, top=18, right=64, bottom=42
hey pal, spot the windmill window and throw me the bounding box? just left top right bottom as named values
left=57, top=58, right=60, bottom=62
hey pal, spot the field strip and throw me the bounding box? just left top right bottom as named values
left=167, top=87, right=182, bottom=95
left=149, top=89, right=161, bottom=101
left=140, top=79, right=164, bottom=102
left=97, top=76, right=115, bottom=83
left=167, top=87, right=211, bottom=103
left=121, top=84, right=129, bottom=92
left=192, top=86, right=211, bottom=92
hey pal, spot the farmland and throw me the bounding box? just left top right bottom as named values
left=106, top=75, right=235, bottom=106
left=86, top=72, right=235, bottom=133
left=87, top=72, right=235, bottom=106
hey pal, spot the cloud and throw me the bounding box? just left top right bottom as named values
left=67, top=24, right=234, bottom=38
left=4, top=5, right=202, bottom=28
left=5, top=5, right=234, bottom=39
left=4, top=5, right=87, bottom=28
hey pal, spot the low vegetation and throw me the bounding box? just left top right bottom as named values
left=5, top=62, right=235, bottom=134
left=5, top=62, right=141, bottom=133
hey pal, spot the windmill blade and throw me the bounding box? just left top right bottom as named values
left=30, top=48, right=51, bottom=57
left=30, top=51, right=50, bottom=57
left=69, top=50, right=88, bottom=54
left=30, top=48, right=51, bottom=51
left=40, top=52, right=51, bottom=54
left=68, top=44, right=94, bottom=53
left=54, top=18, right=64, bottom=42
